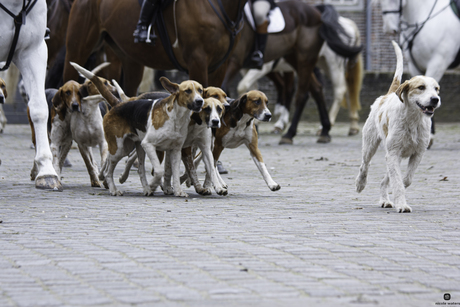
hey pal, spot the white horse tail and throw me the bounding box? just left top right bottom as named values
left=388, top=40, right=404, bottom=94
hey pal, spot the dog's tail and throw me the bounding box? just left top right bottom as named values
left=112, top=79, right=130, bottom=103
left=387, top=41, right=403, bottom=94
left=70, top=62, right=121, bottom=108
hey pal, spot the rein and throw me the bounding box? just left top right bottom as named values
left=382, top=0, right=451, bottom=73
left=206, top=0, right=244, bottom=73
left=0, top=0, right=38, bottom=71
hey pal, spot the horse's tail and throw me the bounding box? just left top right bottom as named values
left=316, top=4, right=363, bottom=58
left=341, top=52, right=364, bottom=111
left=387, top=40, right=403, bottom=94
left=70, top=62, right=120, bottom=107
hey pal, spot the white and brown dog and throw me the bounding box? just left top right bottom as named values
left=199, top=90, right=281, bottom=192
left=356, top=41, right=441, bottom=213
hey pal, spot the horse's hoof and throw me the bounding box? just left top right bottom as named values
left=317, top=135, right=331, bottom=144
left=279, top=137, right=293, bottom=145
left=348, top=128, right=359, bottom=136
left=35, top=175, right=63, bottom=192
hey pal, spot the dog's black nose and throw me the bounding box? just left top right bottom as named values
left=0, top=96, right=4, bottom=104
left=429, top=97, right=439, bottom=107
left=211, top=119, right=220, bottom=126
left=72, top=103, right=79, bottom=111
left=196, top=98, right=204, bottom=107
left=263, top=113, right=272, bottom=121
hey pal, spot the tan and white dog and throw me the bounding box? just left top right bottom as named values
left=141, top=78, right=204, bottom=197
left=167, top=96, right=227, bottom=196
left=355, top=41, right=441, bottom=213
left=199, top=90, right=281, bottom=192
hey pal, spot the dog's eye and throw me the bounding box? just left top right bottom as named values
left=418, top=85, right=425, bottom=90
left=204, top=106, right=211, bottom=114
left=213, top=95, right=218, bottom=98
left=198, top=89, right=203, bottom=94
left=104, top=81, right=108, bottom=85
left=217, top=106, right=222, bottom=113
left=185, top=89, right=192, bottom=94
left=66, top=90, right=71, bottom=96
left=254, top=99, right=261, bottom=105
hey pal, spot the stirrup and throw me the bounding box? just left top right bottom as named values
left=145, top=24, right=157, bottom=45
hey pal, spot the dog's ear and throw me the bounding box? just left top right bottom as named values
left=396, top=80, right=410, bottom=103
left=79, top=83, right=90, bottom=98
left=160, top=77, right=179, bottom=95
left=52, top=89, right=65, bottom=112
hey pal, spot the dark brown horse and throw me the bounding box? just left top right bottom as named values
left=221, top=2, right=362, bottom=144
left=63, top=0, right=247, bottom=94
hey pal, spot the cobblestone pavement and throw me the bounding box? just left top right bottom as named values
left=0, top=122, right=459, bottom=307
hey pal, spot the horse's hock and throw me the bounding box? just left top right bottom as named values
left=226, top=71, right=460, bottom=123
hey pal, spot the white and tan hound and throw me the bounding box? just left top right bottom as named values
left=356, top=41, right=441, bottom=213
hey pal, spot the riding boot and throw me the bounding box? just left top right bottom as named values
left=133, top=0, right=159, bottom=44
left=250, top=20, right=269, bottom=69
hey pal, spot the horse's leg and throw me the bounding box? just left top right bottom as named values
left=220, top=60, right=242, bottom=95
left=309, top=71, right=331, bottom=143
left=15, top=41, right=62, bottom=191
left=120, top=60, right=144, bottom=97
left=346, top=55, right=363, bottom=136
left=266, top=72, right=288, bottom=133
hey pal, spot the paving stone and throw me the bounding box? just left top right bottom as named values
left=1, top=122, right=460, bottom=306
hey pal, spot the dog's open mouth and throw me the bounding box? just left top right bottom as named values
left=416, top=102, right=435, bottom=116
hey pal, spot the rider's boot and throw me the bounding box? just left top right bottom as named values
left=133, top=0, right=159, bottom=44
left=250, top=20, right=269, bottom=69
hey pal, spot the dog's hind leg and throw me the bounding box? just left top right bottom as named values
left=356, top=123, right=381, bottom=193
left=162, top=151, right=174, bottom=195
left=105, top=157, right=123, bottom=196
left=119, top=150, right=137, bottom=184
left=78, top=145, right=102, bottom=187
left=135, top=143, right=153, bottom=196
left=379, top=172, right=394, bottom=208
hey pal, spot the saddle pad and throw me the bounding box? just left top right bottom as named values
left=244, top=2, right=285, bottom=33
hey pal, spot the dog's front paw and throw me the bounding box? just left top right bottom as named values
left=215, top=186, right=228, bottom=196
left=91, top=180, right=102, bottom=188
left=380, top=200, right=394, bottom=208
left=162, top=185, right=174, bottom=195
left=174, top=190, right=188, bottom=197
left=196, top=186, right=212, bottom=196
left=143, top=187, right=154, bottom=196
left=395, top=204, right=412, bottom=213
left=270, top=184, right=281, bottom=191
left=110, top=189, right=123, bottom=196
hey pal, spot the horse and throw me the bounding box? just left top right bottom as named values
left=379, top=0, right=460, bottom=147
left=0, top=0, right=61, bottom=190
left=236, top=14, right=364, bottom=137
left=62, top=0, right=248, bottom=94
left=220, top=2, right=362, bottom=144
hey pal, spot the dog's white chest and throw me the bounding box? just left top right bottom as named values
left=222, top=117, right=254, bottom=148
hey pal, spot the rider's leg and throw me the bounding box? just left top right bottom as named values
left=133, top=0, right=159, bottom=43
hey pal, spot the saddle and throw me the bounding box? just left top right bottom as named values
left=243, top=1, right=285, bottom=34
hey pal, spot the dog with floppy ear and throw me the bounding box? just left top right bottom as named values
left=141, top=77, right=204, bottom=197
left=195, top=90, right=280, bottom=192
left=356, top=41, right=441, bottom=213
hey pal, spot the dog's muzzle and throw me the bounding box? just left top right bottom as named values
left=0, top=95, right=4, bottom=104
left=210, top=118, right=221, bottom=128
left=189, top=98, right=204, bottom=112
left=258, top=111, right=272, bottom=122
left=72, top=103, right=80, bottom=112
left=416, top=97, right=440, bottom=116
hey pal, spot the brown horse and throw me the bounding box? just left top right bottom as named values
left=63, top=0, right=247, bottom=94
left=220, top=2, right=362, bottom=144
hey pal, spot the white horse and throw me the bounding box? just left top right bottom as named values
left=379, top=0, right=460, bottom=146
left=237, top=15, right=364, bottom=136
left=0, top=0, right=62, bottom=190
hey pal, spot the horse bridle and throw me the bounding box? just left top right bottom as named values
left=380, top=0, right=451, bottom=73
left=0, top=0, right=38, bottom=71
